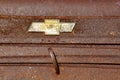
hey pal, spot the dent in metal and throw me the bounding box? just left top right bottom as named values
left=28, top=19, right=75, bottom=35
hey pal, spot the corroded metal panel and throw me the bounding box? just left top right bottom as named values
left=0, top=0, right=119, bottom=80
left=0, top=0, right=120, bottom=16
left=0, top=44, right=119, bottom=64
left=0, top=66, right=120, bottom=80
left=0, top=17, right=120, bottom=44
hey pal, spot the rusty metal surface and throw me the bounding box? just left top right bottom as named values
left=0, top=44, right=119, bottom=80
left=0, top=44, right=119, bottom=64
left=0, top=66, right=120, bottom=80
left=0, top=0, right=120, bottom=16
left=0, top=0, right=120, bottom=44
left=0, top=0, right=120, bottom=80
left=0, top=16, right=120, bottom=44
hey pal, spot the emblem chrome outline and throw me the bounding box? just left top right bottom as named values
left=28, top=19, right=76, bottom=35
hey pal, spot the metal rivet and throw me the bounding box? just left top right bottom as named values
left=48, top=48, right=60, bottom=75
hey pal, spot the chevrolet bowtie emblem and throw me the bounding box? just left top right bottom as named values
left=28, top=19, right=76, bottom=35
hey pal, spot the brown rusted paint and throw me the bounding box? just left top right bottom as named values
left=0, top=0, right=120, bottom=80
left=0, top=17, right=119, bottom=44
left=0, top=0, right=120, bottom=16
left=0, top=44, right=119, bottom=64
left=0, top=0, right=120, bottom=44
left=0, top=44, right=119, bottom=80
left=0, top=66, right=120, bottom=80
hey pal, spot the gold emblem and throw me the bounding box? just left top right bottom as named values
left=28, top=19, right=75, bottom=35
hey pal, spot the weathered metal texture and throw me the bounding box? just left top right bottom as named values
left=0, top=0, right=120, bottom=44
left=0, top=44, right=119, bottom=80
left=0, top=17, right=120, bottom=44
left=0, top=44, right=119, bottom=64
left=0, top=0, right=120, bottom=16
left=0, top=66, right=120, bottom=80
left=0, top=0, right=120, bottom=80
left=0, top=44, right=119, bottom=79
